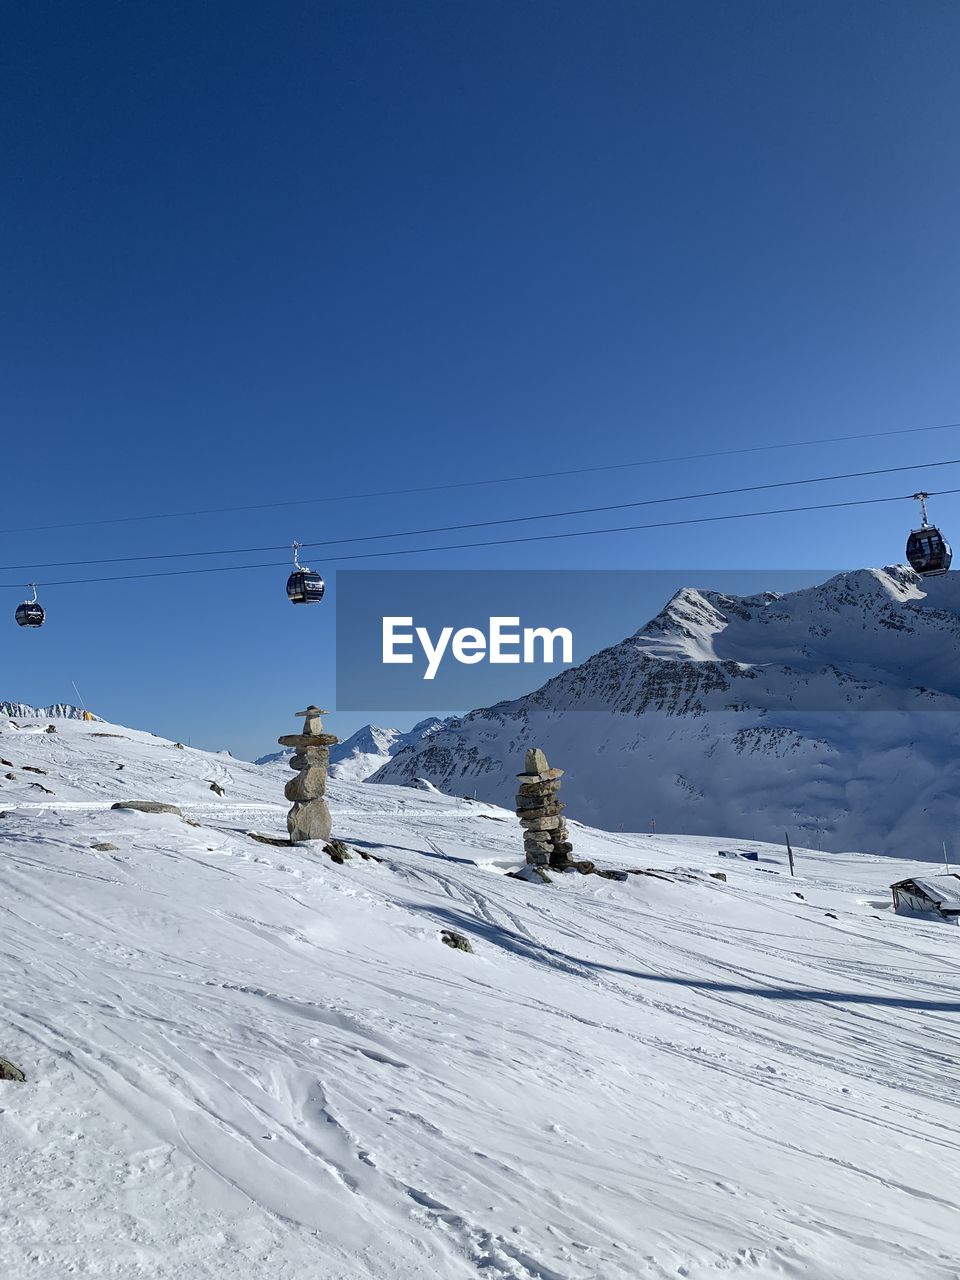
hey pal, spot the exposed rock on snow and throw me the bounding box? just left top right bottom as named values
left=247, top=830, right=293, bottom=847
left=508, top=863, right=553, bottom=884
left=323, top=839, right=352, bottom=864
left=112, top=800, right=183, bottom=816
left=0, top=1057, right=26, bottom=1082
left=373, top=567, right=960, bottom=857
left=440, top=929, right=473, bottom=953
left=321, top=839, right=384, bottom=866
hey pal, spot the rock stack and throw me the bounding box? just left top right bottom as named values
left=277, top=706, right=339, bottom=843
left=516, top=747, right=574, bottom=870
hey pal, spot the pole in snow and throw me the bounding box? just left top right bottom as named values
left=943, top=841, right=951, bottom=873
left=71, top=680, right=88, bottom=714
left=785, top=831, right=795, bottom=877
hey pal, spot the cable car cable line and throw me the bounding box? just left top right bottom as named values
left=6, top=484, right=960, bottom=590
left=1, top=418, right=959, bottom=540
left=3, top=454, right=960, bottom=574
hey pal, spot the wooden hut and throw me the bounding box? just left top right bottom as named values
left=890, top=874, right=960, bottom=922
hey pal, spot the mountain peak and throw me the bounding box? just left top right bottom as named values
left=372, top=567, right=960, bottom=857
left=256, top=717, right=442, bottom=780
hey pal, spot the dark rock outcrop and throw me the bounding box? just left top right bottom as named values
left=111, top=800, right=183, bottom=817
left=441, top=929, right=473, bottom=953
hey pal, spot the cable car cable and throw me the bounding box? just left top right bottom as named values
left=0, top=418, right=959, bottom=539
left=3, top=454, right=960, bottom=573
left=5, top=484, right=959, bottom=590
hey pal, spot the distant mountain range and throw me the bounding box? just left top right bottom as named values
left=1, top=702, right=96, bottom=720
left=257, top=717, right=442, bottom=780
left=370, top=567, right=960, bottom=858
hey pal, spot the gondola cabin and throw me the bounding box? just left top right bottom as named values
left=286, top=542, right=325, bottom=605
left=15, top=586, right=45, bottom=628
left=286, top=569, right=325, bottom=605
left=906, top=493, right=952, bottom=577
left=906, top=526, right=952, bottom=577
left=15, top=600, right=45, bottom=628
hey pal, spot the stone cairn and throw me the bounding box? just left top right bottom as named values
left=277, top=706, right=339, bottom=843
left=516, top=747, right=574, bottom=870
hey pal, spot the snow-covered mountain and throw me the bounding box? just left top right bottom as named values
left=257, top=716, right=442, bottom=780
left=373, top=566, right=960, bottom=858
left=0, top=710, right=957, bottom=1278
left=1, top=701, right=96, bottom=720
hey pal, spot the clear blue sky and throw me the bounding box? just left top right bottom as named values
left=2, top=1, right=959, bottom=759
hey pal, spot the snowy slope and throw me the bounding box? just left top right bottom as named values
left=258, top=717, right=442, bottom=781
left=0, top=715, right=279, bottom=807
left=1, top=718, right=959, bottom=1279
left=374, top=567, right=960, bottom=858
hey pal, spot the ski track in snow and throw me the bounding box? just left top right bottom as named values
left=0, top=719, right=959, bottom=1278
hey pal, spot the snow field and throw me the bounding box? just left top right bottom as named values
left=0, top=719, right=958, bottom=1278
